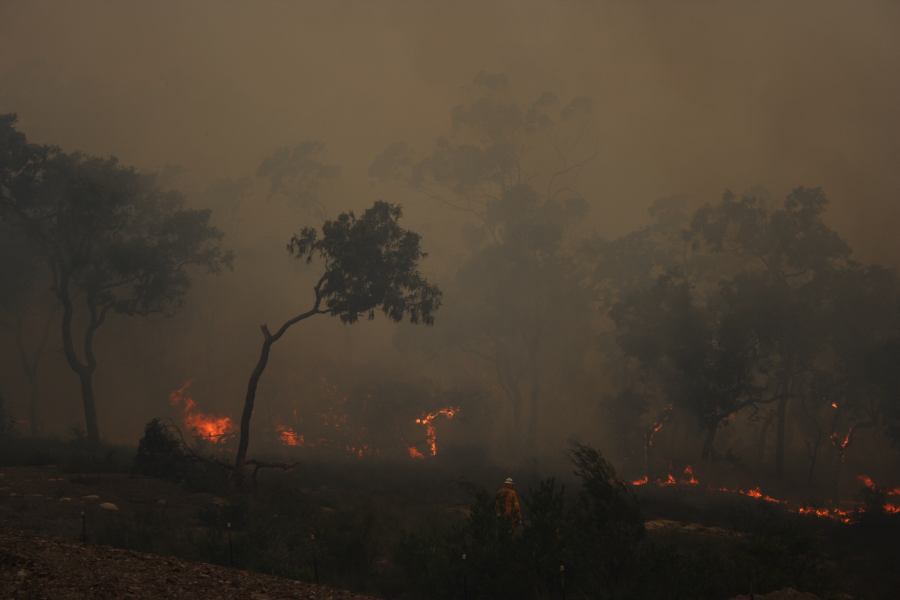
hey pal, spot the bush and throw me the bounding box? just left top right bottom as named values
left=392, top=443, right=645, bottom=600
left=134, top=418, right=191, bottom=481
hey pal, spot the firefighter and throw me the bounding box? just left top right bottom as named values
left=495, top=476, right=523, bottom=527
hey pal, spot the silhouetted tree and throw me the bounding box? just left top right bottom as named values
left=691, top=187, right=851, bottom=476
left=257, top=141, right=340, bottom=218
left=234, top=201, right=441, bottom=475
left=373, top=75, right=596, bottom=459
left=0, top=223, right=53, bottom=437
left=0, top=114, right=231, bottom=443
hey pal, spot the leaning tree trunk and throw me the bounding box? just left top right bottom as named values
left=233, top=304, right=321, bottom=484
left=234, top=330, right=275, bottom=474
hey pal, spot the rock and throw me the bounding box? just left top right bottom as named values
left=99, top=502, right=119, bottom=511
left=59, top=497, right=72, bottom=502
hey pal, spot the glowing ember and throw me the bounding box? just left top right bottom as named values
left=631, top=475, right=649, bottom=486
left=740, top=487, right=785, bottom=504
left=682, top=465, right=699, bottom=486
left=169, top=380, right=233, bottom=444
left=857, top=474, right=875, bottom=489
left=646, top=405, right=673, bottom=449
left=796, top=506, right=854, bottom=524
left=276, top=423, right=302, bottom=447
left=884, top=504, right=900, bottom=515
left=830, top=402, right=839, bottom=409
left=830, top=427, right=854, bottom=451
left=410, top=406, right=459, bottom=458
left=408, top=446, right=425, bottom=460
left=660, top=473, right=677, bottom=487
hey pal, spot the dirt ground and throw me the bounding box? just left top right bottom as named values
left=0, top=466, right=378, bottom=599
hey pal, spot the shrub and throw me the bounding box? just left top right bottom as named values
left=134, top=418, right=191, bottom=481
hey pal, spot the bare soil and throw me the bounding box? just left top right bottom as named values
left=0, top=466, right=378, bottom=599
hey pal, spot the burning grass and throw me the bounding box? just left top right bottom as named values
left=627, top=466, right=900, bottom=525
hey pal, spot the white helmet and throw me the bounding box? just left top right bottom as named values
left=504, top=477, right=514, bottom=485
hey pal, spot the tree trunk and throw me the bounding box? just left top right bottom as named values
left=79, top=370, right=100, bottom=443
left=26, top=373, right=39, bottom=438
left=233, top=304, right=321, bottom=483
left=805, top=431, right=821, bottom=488
left=775, top=393, right=788, bottom=479
left=57, top=278, right=106, bottom=445
left=755, top=410, right=775, bottom=470
left=234, top=332, right=274, bottom=474
left=16, top=313, right=52, bottom=438
left=525, top=372, right=540, bottom=459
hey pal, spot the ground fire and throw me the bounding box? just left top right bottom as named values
left=169, top=380, right=234, bottom=443
left=276, top=423, right=302, bottom=447
left=628, top=467, right=900, bottom=525
left=408, top=406, right=459, bottom=458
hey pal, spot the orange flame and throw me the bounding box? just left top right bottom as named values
left=169, top=380, right=233, bottom=443
left=628, top=468, right=900, bottom=525
left=410, top=406, right=459, bottom=458
left=408, top=446, right=425, bottom=460
left=660, top=473, right=678, bottom=487
left=830, top=402, right=839, bottom=409
left=276, top=423, right=302, bottom=447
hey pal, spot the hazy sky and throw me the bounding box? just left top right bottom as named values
left=2, top=0, right=899, bottom=257
left=3, top=1, right=900, bottom=443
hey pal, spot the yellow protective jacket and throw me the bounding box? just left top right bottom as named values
left=495, top=484, right=522, bottom=525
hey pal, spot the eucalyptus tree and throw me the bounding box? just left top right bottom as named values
left=234, top=201, right=441, bottom=473
left=0, top=114, right=231, bottom=443
left=371, top=74, right=596, bottom=457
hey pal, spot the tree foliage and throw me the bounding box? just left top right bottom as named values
left=0, top=114, right=232, bottom=442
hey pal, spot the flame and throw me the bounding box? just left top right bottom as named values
left=797, top=506, right=854, bottom=524
left=408, top=446, right=425, bottom=460
left=169, top=380, right=233, bottom=443
left=276, top=423, right=302, bottom=447
left=646, top=405, right=673, bottom=448
left=660, top=473, right=677, bottom=487
left=830, top=427, right=854, bottom=451
left=740, top=487, right=785, bottom=504
left=628, top=469, right=900, bottom=525
left=831, top=402, right=839, bottom=409
left=410, top=406, right=459, bottom=458
left=682, top=465, right=699, bottom=486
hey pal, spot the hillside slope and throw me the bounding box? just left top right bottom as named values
left=0, top=528, right=378, bottom=600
